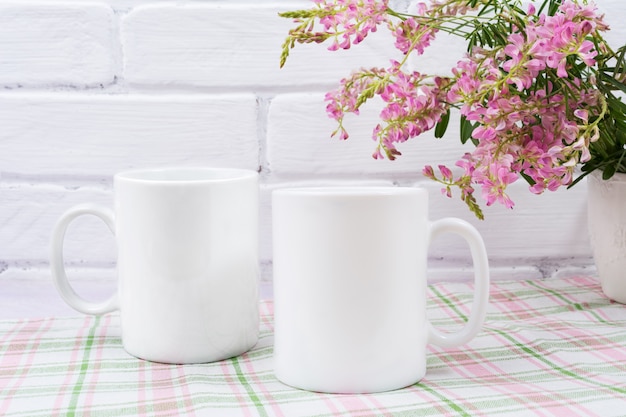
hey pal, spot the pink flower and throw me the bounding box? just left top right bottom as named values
left=479, top=163, right=518, bottom=209
left=438, top=164, right=453, bottom=181
left=422, top=165, right=436, bottom=179
left=574, top=109, right=589, bottom=123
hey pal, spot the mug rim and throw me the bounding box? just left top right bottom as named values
left=115, top=167, right=258, bottom=184
left=273, top=186, right=425, bottom=197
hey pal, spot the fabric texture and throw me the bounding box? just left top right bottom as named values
left=1, top=276, right=625, bottom=416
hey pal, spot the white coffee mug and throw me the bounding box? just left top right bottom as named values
left=51, top=167, right=260, bottom=364
left=272, top=186, right=489, bottom=393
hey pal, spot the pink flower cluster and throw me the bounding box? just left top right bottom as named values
left=325, top=62, right=448, bottom=160
left=312, top=0, right=390, bottom=50
left=307, top=0, right=610, bottom=217
left=438, top=1, right=606, bottom=210
left=373, top=66, right=448, bottom=160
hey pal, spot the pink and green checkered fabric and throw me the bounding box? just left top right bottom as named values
left=1, top=276, right=626, bottom=416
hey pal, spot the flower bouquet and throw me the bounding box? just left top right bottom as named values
left=279, top=0, right=626, bottom=219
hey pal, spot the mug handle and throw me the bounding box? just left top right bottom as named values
left=50, top=203, right=119, bottom=315
left=427, top=218, right=490, bottom=348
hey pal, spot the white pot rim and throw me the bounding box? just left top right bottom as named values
left=589, top=169, right=626, bottom=183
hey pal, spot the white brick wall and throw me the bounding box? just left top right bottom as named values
left=0, top=3, right=116, bottom=86
left=2, top=0, right=622, bottom=285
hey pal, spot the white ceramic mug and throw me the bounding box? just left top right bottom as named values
left=272, top=186, right=490, bottom=393
left=51, top=167, right=260, bottom=364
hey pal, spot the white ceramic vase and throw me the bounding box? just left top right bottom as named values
left=587, top=170, right=626, bottom=303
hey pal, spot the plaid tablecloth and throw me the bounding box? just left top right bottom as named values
left=1, top=276, right=625, bottom=416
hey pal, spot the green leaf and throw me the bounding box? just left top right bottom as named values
left=547, top=0, right=560, bottom=16
left=603, top=164, right=616, bottom=180
left=460, top=115, right=477, bottom=145
left=568, top=171, right=590, bottom=188
left=435, top=109, right=450, bottom=138
left=600, top=72, right=626, bottom=94
left=520, top=171, right=536, bottom=186
left=607, top=96, right=626, bottom=113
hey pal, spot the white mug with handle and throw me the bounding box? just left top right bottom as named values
left=272, top=186, right=490, bottom=393
left=51, top=167, right=260, bottom=364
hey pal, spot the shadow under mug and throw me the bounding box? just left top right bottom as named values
left=272, top=186, right=490, bottom=393
left=50, top=167, right=260, bottom=364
